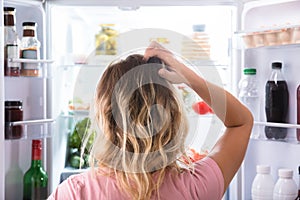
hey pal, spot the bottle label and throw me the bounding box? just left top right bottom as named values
left=21, top=49, right=39, bottom=70
left=6, top=45, right=20, bottom=68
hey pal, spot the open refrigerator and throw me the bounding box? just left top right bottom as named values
left=0, top=0, right=300, bottom=199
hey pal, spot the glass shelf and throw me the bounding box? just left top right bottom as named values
left=9, top=58, right=54, bottom=64
left=251, top=121, right=300, bottom=144
left=5, top=118, right=55, bottom=140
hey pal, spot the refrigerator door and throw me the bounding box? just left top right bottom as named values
left=233, top=1, right=300, bottom=199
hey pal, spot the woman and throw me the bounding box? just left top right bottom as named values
left=48, top=42, right=253, bottom=200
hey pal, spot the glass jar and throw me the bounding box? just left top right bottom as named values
left=20, top=21, right=41, bottom=77
left=95, top=24, right=118, bottom=55
left=5, top=100, right=23, bottom=139
left=4, top=7, right=20, bottom=76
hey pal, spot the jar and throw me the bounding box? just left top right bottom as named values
left=5, top=101, right=23, bottom=139
left=20, top=21, right=41, bottom=77
left=95, top=24, right=118, bottom=55
left=4, top=7, right=20, bottom=76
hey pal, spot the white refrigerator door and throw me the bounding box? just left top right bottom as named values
left=233, top=1, right=300, bottom=199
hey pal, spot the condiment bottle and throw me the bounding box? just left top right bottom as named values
left=265, top=62, right=289, bottom=140
left=4, top=7, right=20, bottom=76
left=5, top=100, right=23, bottom=139
left=251, top=165, right=275, bottom=200
left=273, top=168, right=298, bottom=200
left=20, top=21, right=41, bottom=77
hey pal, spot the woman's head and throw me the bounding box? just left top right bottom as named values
left=87, top=54, right=190, bottom=199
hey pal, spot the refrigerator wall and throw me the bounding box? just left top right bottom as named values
left=236, top=1, right=300, bottom=199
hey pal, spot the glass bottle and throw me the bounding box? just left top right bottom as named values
left=239, top=68, right=259, bottom=138
left=20, top=21, right=41, bottom=77
left=23, top=140, right=48, bottom=200
left=4, top=7, right=20, bottom=76
left=265, top=62, right=289, bottom=140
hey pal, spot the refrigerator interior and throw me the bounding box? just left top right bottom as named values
left=47, top=2, right=236, bottom=194
left=236, top=0, right=300, bottom=199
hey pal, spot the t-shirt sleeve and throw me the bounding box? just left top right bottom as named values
left=47, top=174, right=85, bottom=200
left=191, top=156, right=224, bottom=200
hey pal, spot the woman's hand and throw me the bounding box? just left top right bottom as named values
left=144, top=41, right=192, bottom=85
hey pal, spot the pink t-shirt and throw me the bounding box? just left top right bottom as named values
left=48, top=157, right=224, bottom=200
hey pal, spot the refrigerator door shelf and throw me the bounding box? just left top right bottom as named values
left=5, top=119, right=54, bottom=140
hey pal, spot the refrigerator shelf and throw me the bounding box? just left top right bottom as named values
left=9, top=58, right=54, bottom=64
left=254, top=121, right=300, bottom=129
left=6, top=118, right=55, bottom=127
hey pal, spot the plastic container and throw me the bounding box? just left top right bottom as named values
left=251, top=165, right=275, bottom=200
left=265, top=62, right=289, bottom=140
left=273, top=169, right=298, bottom=200
left=238, top=68, right=259, bottom=138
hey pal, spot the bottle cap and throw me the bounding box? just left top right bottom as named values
left=243, top=68, right=256, bottom=75
left=32, top=140, right=42, bottom=148
left=256, top=165, right=270, bottom=174
left=193, top=24, right=206, bottom=32
left=278, top=168, right=293, bottom=178
left=5, top=100, right=22, bottom=107
left=272, top=62, right=282, bottom=69
left=22, top=21, right=37, bottom=27
left=4, top=7, right=15, bottom=12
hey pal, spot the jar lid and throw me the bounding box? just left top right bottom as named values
left=5, top=100, right=23, bottom=107
left=256, top=165, right=270, bottom=174
left=22, top=21, right=37, bottom=27
left=278, top=168, right=293, bottom=178
left=243, top=68, right=256, bottom=75
left=272, top=62, right=282, bottom=69
left=4, top=7, right=15, bottom=12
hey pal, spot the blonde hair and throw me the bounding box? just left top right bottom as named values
left=84, top=54, right=191, bottom=199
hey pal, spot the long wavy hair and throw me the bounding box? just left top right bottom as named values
left=84, top=54, right=191, bottom=199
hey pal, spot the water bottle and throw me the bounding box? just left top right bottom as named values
left=273, top=169, right=298, bottom=200
left=251, top=165, right=275, bottom=200
left=239, top=68, right=259, bottom=138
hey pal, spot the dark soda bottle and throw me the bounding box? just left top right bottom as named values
left=297, top=84, right=300, bottom=142
left=265, top=62, right=289, bottom=140
left=23, top=140, right=48, bottom=200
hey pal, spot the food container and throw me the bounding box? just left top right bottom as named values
left=278, top=27, right=292, bottom=45
left=292, top=26, right=300, bottom=43
left=252, top=32, right=266, bottom=47
left=264, top=30, right=279, bottom=46
left=242, top=34, right=255, bottom=48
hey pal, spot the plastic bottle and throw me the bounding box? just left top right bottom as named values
left=251, top=165, right=275, bottom=200
left=3, top=7, right=20, bottom=76
left=273, top=169, right=298, bottom=200
left=239, top=68, right=259, bottom=138
left=297, top=85, right=300, bottom=142
left=296, top=166, right=300, bottom=200
left=23, top=140, right=48, bottom=200
left=265, top=62, right=289, bottom=140
left=20, top=21, right=41, bottom=77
